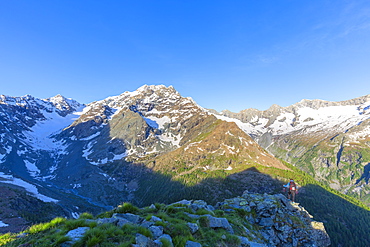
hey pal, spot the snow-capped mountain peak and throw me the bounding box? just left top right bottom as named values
left=215, top=94, right=370, bottom=137
left=62, top=85, right=211, bottom=164
left=45, top=94, right=83, bottom=113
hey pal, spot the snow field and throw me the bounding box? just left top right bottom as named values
left=0, top=172, right=58, bottom=202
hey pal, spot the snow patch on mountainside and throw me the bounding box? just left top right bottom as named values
left=49, top=164, right=58, bottom=173
left=74, top=105, right=92, bottom=117
left=213, top=115, right=263, bottom=136
left=0, top=152, right=7, bottom=162
left=0, top=172, right=58, bottom=202
left=24, top=106, right=86, bottom=150
left=82, top=141, right=96, bottom=160
left=0, top=146, right=12, bottom=162
left=144, top=116, right=172, bottom=129
left=24, top=160, right=40, bottom=177
left=80, top=132, right=101, bottom=141
left=157, top=133, right=182, bottom=147
left=184, top=141, right=203, bottom=151
left=222, top=143, right=237, bottom=154
left=348, top=125, right=370, bottom=140
left=82, top=139, right=127, bottom=165
left=0, top=221, right=9, bottom=227
left=112, top=152, right=127, bottom=160
left=143, top=117, right=159, bottom=128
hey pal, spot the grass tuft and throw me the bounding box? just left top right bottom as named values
left=195, top=208, right=212, bottom=215
left=0, top=233, right=16, bottom=246
left=63, top=219, right=88, bottom=231
left=115, top=202, right=139, bottom=214
left=28, top=217, right=66, bottom=234
left=79, top=212, right=94, bottom=219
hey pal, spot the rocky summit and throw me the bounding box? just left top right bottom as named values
left=1, top=191, right=330, bottom=247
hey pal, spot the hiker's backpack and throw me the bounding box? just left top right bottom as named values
left=289, top=181, right=296, bottom=191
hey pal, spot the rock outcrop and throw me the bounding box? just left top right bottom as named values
left=216, top=191, right=331, bottom=246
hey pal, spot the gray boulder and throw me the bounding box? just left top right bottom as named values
left=154, top=234, right=174, bottom=247
left=190, top=200, right=208, bottom=212
left=258, top=217, right=274, bottom=227
left=96, top=217, right=119, bottom=225
left=65, top=227, right=90, bottom=243
left=117, top=218, right=132, bottom=227
left=206, top=215, right=234, bottom=234
left=149, top=225, right=164, bottom=239
left=185, top=240, right=202, bottom=247
left=141, top=220, right=155, bottom=228
left=187, top=222, right=199, bottom=234
left=150, top=215, right=163, bottom=222
left=238, top=236, right=267, bottom=247
left=135, top=233, right=159, bottom=247
left=184, top=213, right=200, bottom=219
left=171, top=199, right=192, bottom=206
left=113, top=213, right=143, bottom=224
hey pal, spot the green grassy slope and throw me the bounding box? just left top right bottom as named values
left=127, top=160, right=370, bottom=247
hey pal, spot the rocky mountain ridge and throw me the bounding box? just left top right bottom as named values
left=1, top=190, right=330, bottom=247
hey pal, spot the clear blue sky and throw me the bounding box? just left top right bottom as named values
left=1, top=1, right=370, bottom=112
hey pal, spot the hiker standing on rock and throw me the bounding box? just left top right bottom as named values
left=283, top=179, right=298, bottom=202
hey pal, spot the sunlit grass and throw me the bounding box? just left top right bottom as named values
left=0, top=233, right=16, bottom=246
left=28, top=217, right=66, bottom=234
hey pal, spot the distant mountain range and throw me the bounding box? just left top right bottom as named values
left=215, top=94, right=370, bottom=204
left=1, top=85, right=370, bottom=246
